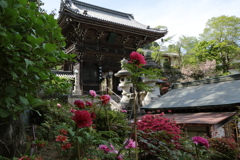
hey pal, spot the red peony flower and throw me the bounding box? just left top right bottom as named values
left=74, top=100, right=85, bottom=109
left=85, top=101, right=93, bottom=106
left=59, top=129, right=68, bottom=135
left=18, top=156, right=30, bottom=160
left=129, top=51, right=146, bottom=66
left=61, top=143, right=72, bottom=150
left=36, top=141, right=46, bottom=147
left=72, top=110, right=93, bottom=128
left=91, top=112, right=96, bottom=119
left=100, top=94, right=111, bottom=105
left=55, top=135, right=67, bottom=142
left=70, top=108, right=77, bottom=113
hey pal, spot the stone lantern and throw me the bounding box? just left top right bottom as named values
left=141, top=51, right=161, bottom=106
left=114, top=58, right=132, bottom=109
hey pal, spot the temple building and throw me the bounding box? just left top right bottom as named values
left=142, top=73, right=240, bottom=141
left=58, top=0, right=167, bottom=95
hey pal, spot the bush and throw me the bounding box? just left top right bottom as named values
left=137, top=113, right=181, bottom=159
left=94, top=109, right=130, bottom=143
left=208, top=137, right=239, bottom=160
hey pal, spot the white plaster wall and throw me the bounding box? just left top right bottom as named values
left=211, top=126, right=225, bottom=138
left=229, top=68, right=240, bottom=74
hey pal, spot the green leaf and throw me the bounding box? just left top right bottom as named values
left=35, top=37, right=44, bottom=45
left=19, top=67, right=28, bottom=75
left=10, top=71, right=18, bottom=78
left=43, top=43, right=56, bottom=52
left=29, top=2, right=36, bottom=10
left=46, top=56, right=57, bottom=62
left=19, top=96, right=29, bottom=105
left=77, top=137, right=82, bottom=143
left=0, top=31, right=7, bottom=37
left=29, top=66, right=40, bottom=73
left=5, top=86, right=16, bottom=97
left=39, top=72, right=49, bottom=80
left=24, top=58, right=34, bottom=69
left=27, top=35, right=36, bottom=44
left=19, top=0, right=27, bottom=6
left=33, top=98, right=43, bottom=105
left=0, top=0, right=8, bottom=9
left=0, top=109, right=11, bottom=118
left=15, top=34, right=23, bottom=43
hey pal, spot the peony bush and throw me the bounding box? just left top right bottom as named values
left=137, top=113, right=182, bottom=159
left=208, top=137, right=240, bottom=160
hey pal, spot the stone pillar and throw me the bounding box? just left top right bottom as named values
left=72, top=68, right=81, bottom=95
left=114, top=58, right=132, bottom=109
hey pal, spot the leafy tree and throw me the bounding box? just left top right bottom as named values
left=194, top=40, right=240, bottom=74
left=167, top=36, right=198, bottom=67
left=200, top=15, right=240, bottom=45
left=0, top=0, right=74, bottom=157
left=0, top=0, right=74, bottom=118
left=195, top=15, right=240, bottom=74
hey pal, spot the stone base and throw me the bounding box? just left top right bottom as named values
left=68, top=96, right=81, bottom=106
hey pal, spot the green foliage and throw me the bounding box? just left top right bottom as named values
left=196, top=15, right=240, bottom=74
left=123, top=62, right=161, bottom=92
left=94, top=109, right=130, bottom=142
left=194, top=40, right=240, bottom=74
left=31, top=99, right=73, bottom=140
left=138, top=130, right=178, bottom=160
left=200, top=15, right=240, bottom=45
left=0, top=0, right=74, bottom=118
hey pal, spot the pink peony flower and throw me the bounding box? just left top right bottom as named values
left=100, top=94, right=111, bottom=105
left=71, top=110, right=93, bottom=128
left=57, top=103, right=62, bottom=107
left=168, top=110, right=172, bottom=113
left=99, top=143, right=115, bottom=154
left=121, top=110, right=127, bottom=113
left=192, top=136, right=209, bottom=149
left=129, top=51, right=146, bottom=67
left=124, top=139, right=136, bottom=149
left=89, top=90, right=97, bottom=97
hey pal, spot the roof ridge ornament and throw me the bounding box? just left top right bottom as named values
left=63, top=0, right=81, bottom=14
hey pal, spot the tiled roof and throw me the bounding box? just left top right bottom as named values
left=52, top=70, right=74, bottom=79
left=142, top=73, right=240, bottom=109
left=60, top=0, right=167, bottom=33
left=163, top=112, right=237, bottom=126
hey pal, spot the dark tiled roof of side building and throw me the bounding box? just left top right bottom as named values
left=142, top=73, right=240, bottom=110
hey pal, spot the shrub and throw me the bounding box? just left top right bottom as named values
left=137, top=113, right=181, bottom=158
left=94, top=109, right=130, bottom=142
left=208, top=137, right=239, bottom=160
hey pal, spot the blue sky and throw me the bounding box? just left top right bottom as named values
left=41, top=0, right=240, bottom=42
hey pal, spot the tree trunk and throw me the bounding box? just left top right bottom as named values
left=0, top=116, right=27, bottom=158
